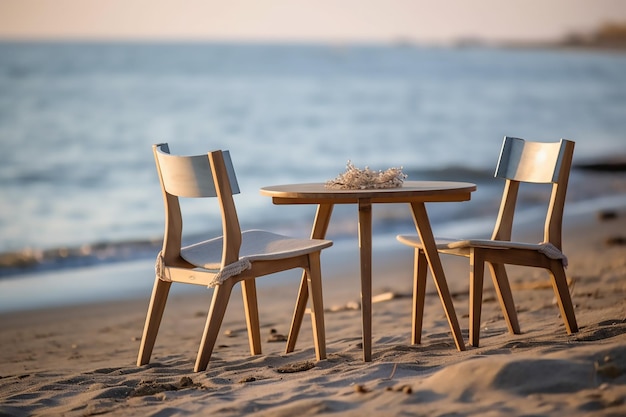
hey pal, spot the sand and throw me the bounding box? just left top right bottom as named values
left=1, top=206, right=625, bottom=416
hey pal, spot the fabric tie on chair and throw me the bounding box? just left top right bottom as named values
left=538, top=242, right=568, bottom=268
left=208, top=258, right=252, bottom=287
left=155, top=251, right=253, bottom=287
left=154, top=251, right=165, bottom=282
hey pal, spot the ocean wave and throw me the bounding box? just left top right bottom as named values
left=0, top=239, right=162, bottom=278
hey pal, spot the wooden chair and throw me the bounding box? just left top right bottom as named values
left=137, top=143, right=332, bottom=372
left=397, top=137, right=578, bottom=347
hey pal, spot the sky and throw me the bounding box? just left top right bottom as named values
left=1, top=0, right=626, bottom=44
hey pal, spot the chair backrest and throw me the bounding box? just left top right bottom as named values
left=490, top=136, right=575, bottom=249
left=153, top=143, right=242, bottom=266
left=154, top=143, right=239, bottom=197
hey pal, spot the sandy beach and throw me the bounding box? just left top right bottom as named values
left=1, top=204, right=625, bottom=416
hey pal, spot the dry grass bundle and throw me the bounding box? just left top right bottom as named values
left=325, top=161, right=406, bottom=190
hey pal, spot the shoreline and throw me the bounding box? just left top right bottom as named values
left=2, top=191, right=626, bottom=315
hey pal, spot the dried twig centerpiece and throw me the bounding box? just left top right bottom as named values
left=325, top=161, right=407, bottom=190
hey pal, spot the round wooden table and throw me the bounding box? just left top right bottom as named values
left=260, top=181, right=477, bottom=361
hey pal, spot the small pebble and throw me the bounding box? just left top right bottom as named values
left=354, top=384, right=369, bottom=393
left=597, top=210, right=618, bottom=221
left=605, top=236, right=626, bottom=246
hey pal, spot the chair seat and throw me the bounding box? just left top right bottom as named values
left=397, top=235, right=567, bottom=264
left=397, top=235, right=548, bottom=251
left=181, top=229, right=333, bottom=270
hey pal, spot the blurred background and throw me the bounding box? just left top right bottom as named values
left=1, top=0, right=625, bottom=310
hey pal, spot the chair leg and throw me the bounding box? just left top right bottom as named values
left=469, top=250, right=485, bottom=347
left=241, top=279, right=262, bottom=355
left=137, top=277, right=172, bottom=366
left=548, top=261, right=579, bottom=334
left=411, top=249, right=428, bottom=345
left=286, top=273, right=309, bottom=354
left=194, top=280, right=234, bottom=372
left=487, top=262, right=521, bottom=335
left=306, top=252, right=327, bottom=361
left=286, top=202, right=333, bottom=354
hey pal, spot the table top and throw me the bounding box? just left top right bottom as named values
left=260, top=181, right=476, bottom=204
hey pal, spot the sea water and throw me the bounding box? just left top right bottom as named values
left=1, top=41, right=625, bottom=310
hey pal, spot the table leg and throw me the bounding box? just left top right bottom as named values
left=409, top=202, right=466, bottom=351
left=358, top=199, right=373, bottom=361
left=286, top=203, right=334, bottom=354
